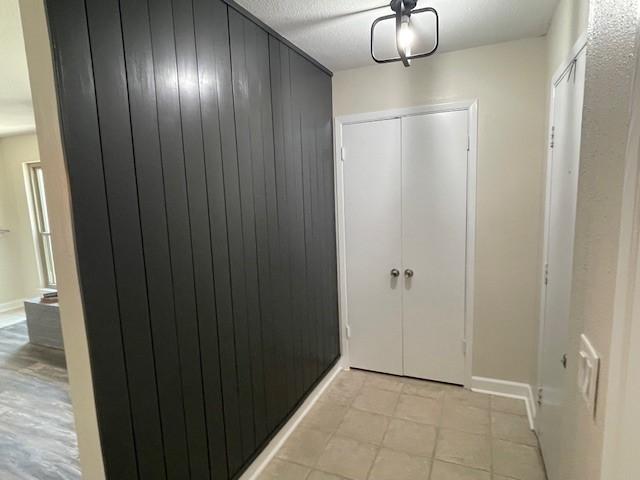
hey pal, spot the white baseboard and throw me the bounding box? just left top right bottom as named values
left=471, top=376, right=536, bottom=430
left=239, top=358, right=345, bottom=480
left=0, top=298, right=26, bottom=313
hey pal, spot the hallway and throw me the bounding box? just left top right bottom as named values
left=262, top=370, right=545, bottom=480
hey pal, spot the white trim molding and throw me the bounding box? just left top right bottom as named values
left=0, top=298, right=27, bottom=313
left=334, top=99, right=479, bottom=388
left=471, top=376, right=536, bottom=430
left=239, top=359, right=345, bottom=480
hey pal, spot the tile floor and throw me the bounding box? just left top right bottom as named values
left=261, top=369, right=546, bottom=480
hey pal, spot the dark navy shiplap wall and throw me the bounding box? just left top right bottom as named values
left=44, top=0, right=339, bottom=478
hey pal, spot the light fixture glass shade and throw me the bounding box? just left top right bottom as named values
left=371, top=7, right=438, bottom=64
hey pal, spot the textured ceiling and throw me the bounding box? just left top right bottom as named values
left=0, top=0, right=34, bottom=137
left=235, top=0, right=560, bottom=71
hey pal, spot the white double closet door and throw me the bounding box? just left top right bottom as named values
left=343, top=109, right=469, bottom=385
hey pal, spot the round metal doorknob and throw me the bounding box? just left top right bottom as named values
left=390, top=268, right=400, bottom=277
left=404, top=269, right=414, bottom=278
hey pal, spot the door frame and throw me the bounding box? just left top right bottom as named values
left=535, top=33, right=587, bottom=423
left=334, top=99, right=479, bottom=388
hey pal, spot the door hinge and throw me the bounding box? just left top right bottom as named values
left=462, top=339, right=467, bottom=356
left=549, top=126, right=555, bottom=149
left=346, top=324, right=351, bottom=339
left=537, top=386, right=543, bottom=407
left=544, top=263, right=549, bottom=286
left=467, top=136, right=470, bottom=152
left=341, top=147, right=346, bottom=162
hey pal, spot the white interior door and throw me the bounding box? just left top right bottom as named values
left=402, top=111, right=469, bottom=384
left=343, top=119, right=403, bottom=375
left=537, top=47, right=586, bottom=480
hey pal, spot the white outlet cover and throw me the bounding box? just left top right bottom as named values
left=578, top=334, right=600, bottom=418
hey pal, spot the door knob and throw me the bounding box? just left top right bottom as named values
left=390, top=268, right=400, bottom=277
left=404, top=269, right=414, bottom=278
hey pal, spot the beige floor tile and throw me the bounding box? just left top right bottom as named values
left=336, top=408, right=389, bottom=444
left=402, top=378, right=450, bottom=399
left=368, top=448, right=431, bottom=480
left=442, top=404, right=490, bottom=435
left=444, top=389, right=491, bottom=409
left=491, top=396, right=528, bottom=416
left=258, top=459, right=311, bottom=480
left=430, top=460, right=491, bottom=480
left=302, top=401, right=349, bottom=433
left=308, top=471, right=349, bottom=480
left=382, top=418, right=437, bottom=457
left=277, top=427, right=332, bottom=467
left=493, top=439, right=546, bottom=480
left=491, top=412, right=537, bottom=447
left=322, top=371, right=365, bottom=406
left=316, top=436, right=378, bottom=480
left=435, top=429, right=491, bottom=471
left=394, top=394, right=442, bottom=425
left=340, top=369, right=368, bottom=388
left=352, top=386, right=399, bottom=416
left=363, top=372, right=405, bottom=392
left=322, top=384, right=359, bottom=406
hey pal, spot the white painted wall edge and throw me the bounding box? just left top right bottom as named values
left=239, top=358, right=345, bottom=480
left=471, top=376, right=536, bottom=430
left=0, top=298, right=27, bottom=313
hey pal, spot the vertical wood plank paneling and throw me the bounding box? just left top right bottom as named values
left=288, top=49, right=308, bottom=402
left=44, top=0, right=139, bottom=477
left=117, top=0, right=194, bottom=477
left=46, top=0, right=338, bottom=478
left=268, top=38, right=298, bottom=418
left=252, top=31, right=279, bottom=434
left=287, top=52, right=311, bottom=396
left=172, top=0, right=227, bottom=477
left=223, top=9, right=257, bottom=463
left=84, top=1, right=167, bottom=477
left=298, top=55, right=321, bottom=387
left=147, top=0, right=209, bottom=477
left=192, top=0, right=244, bottom=475
left=229, top=12, right=268, bottom=447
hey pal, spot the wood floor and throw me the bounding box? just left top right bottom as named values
left=0, top=320, right=80, bottom=480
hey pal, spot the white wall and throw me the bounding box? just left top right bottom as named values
left=19, top=0, right=105, bottom=478
left=549, top=0, right=639, bottom=478
left=547, top=0, right=590, bottom=76
left=333, top=36, right=548, bottom=386
left=0, top=133, right=41, bottom=308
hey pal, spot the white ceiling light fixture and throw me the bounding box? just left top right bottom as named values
left=371, top=0, right=439, bottom=67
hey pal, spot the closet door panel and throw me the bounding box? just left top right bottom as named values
left=402, top=111, right=468, bottom=384
left=343, top=119, right=403, bottom=376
